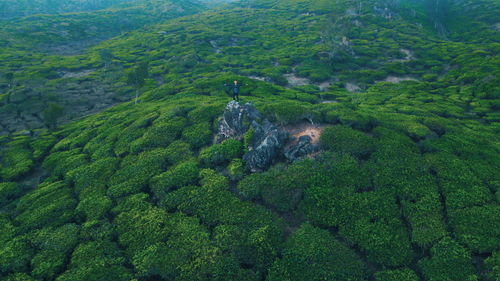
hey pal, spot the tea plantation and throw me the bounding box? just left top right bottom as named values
left=0, top=0, right=499, bottom=280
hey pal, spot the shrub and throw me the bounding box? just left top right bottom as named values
left=182, top=122, right=212, bottom=149
left=0, top=235, right=34, bottom=274
left=76, top=195, right=113, bottom=221
left=108, top=148, right=169, bottom=198
left=30, top=224, right=80, bottom=280
left=199, top=139, right=243, bottom=167
left=0, top=182, right=21, bottom=208
left=267, top=223, right=368, bottom=281
left=484, top=251, right=500, bottom=281
left=65, top=157, right=120, bottom=193
left=0, top=145, right=33, bottom=181
left=150, top=160, right=200, bottom=199
left=129, top=117, right=186, bottom=153
left=375, top=268, right=419, bottom=281
left=418, top=237, right=477, bottom=281
left=57, top=240, right=132, bottom=281
left=15, top=181, right=77, bottom=231
left=449, top=204, right=500, bottom=253
left=163, top=140, right=193, bottom=165
left=320, top=125, right=376, bottom=157
left=228, top=158, right=245, bottom=180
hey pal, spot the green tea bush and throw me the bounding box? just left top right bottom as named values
left=374, top=268, right=419, bottom=281
left=65, top=157, right=120, bottom=193
left=56, top=240, right=132, bottom=281
left=0, top=145, right=33, bottom=181
left=320, top=125, right=376, bottom=158
left=484, top=251, right=500, bottom=281
left=0, top=182, right=21, bottom=208
left=15, top=181, right=77, bottom=231
left=199, top=139, right=243, bottom=167
left=181, top=122, right=212, bottom=149
left=129, top=117, right=186, bottom=153
left=42, top=149, right=88, bottom=178
left=418, top=237, right=477, bottom=281
left=0, top=235, right=34, bottom=275
left=449, top=204, right=500, bottom=253
left=267, top=223, right=368, bottom=281
left=228, top=158, right=245, bottom=180
left=150, top=160, right=200, bottom=199
left=163, top=140, right=193, bottom=165
left=30, top=224, right=80, bottom=280
left=75, top=195, right=113, bottom=221
left=108, top=148, right=169, bottom=198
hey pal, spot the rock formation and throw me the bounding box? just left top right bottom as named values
left=216, top=101, right=322, bottom=172
left=284, top=135, right=320, bottom=162
left=216, top=101, right=288, bottom=172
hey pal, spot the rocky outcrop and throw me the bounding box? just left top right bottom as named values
left=284, top=135, right=320, bottom=162
left=216, top=101, right=324, bottom=172
left=217, top=101, right=288, bottom=172
left=243, top=119, right=288, bottom=172
left=216, top=101, right=261, bottom=143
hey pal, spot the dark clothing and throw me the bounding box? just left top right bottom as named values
left=225, top=83, right=242, bottom=101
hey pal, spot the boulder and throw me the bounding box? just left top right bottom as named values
left=244, top=119, right=288, bottom=172
left=284, top=135, right=320, bottom=162
left=216, top=101, right=261, bottom=143
left=216, top=101, right=288, bottom=172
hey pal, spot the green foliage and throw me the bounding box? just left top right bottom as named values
left=0, top=1, right=498, bottom=280
left=150, top=159, right=200, bottom=199
left=448, top=204, right=500, bottom=253
left=484, top=251, right=500, bottom=281
left=107, top=148, right=169, bottom=198
left=163, top=140, right=193, bottom=165
left=43, top=103, right=65, bottom=129
left=199, top=139, right=243, bottom=167
left=0, top=140, right=34, bottom=181
left=129, top=116, right=186, bottom=153
left=267, top=223, right=368, bottom=281
left=374, top=268, right=419, bottom=281
left=228, top=158, right=245, bottom=180
left=30, top=224, right=80, bottom=280
left=182, top=122, right=212, bottom=149
left=75, top=194, right=113, bottom=221
left=15, top=181, right=77, bottom=231
left=65, top=157, right=119, bottom=193
left=0, top=236, right=34, bottom=275
left=57, top=240, right=132, bottom=281
left=0, top=182, right=21, bottom=207
left=418, top=236, right=477, bottom=281
left=320, top=125, right=376, bottom=157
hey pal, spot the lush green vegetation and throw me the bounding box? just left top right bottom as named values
left=0, top=0, right=498, bottom=280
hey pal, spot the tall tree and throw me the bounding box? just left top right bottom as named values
left=42, top=103, right=64, bottom=129
left=4, top=72, right=13, bottom=88
left=99, top=49, right=113, bottom=68
left=126, top=62, right=149, bottom=104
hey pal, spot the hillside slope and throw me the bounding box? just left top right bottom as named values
left=0, top=0, right=499, bottom=280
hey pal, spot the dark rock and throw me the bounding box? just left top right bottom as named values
left=244, top=119, right=288, bottom=172
left=216, top=101, right=288, bottom=172
left=216, top=101, right=261, bottom=143
left=284, top=135, right=320, bottom=162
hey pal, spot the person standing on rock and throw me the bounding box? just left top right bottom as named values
left=224, top=80, right=245, bottom=102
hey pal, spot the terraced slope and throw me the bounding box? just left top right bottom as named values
left=0, top=0, right=499, bottom=280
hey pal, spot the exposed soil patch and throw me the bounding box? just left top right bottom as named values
left=390, top=48, right=414, bottom=63
left=346, top=82, right=361, bottom=92
left=284, top=121, right=326, bottom=146
left=381, top=76, right=418, bottom=83
left=60, top=69, right=95, bottom=79
left=284, top=73, right=311, bottom=87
